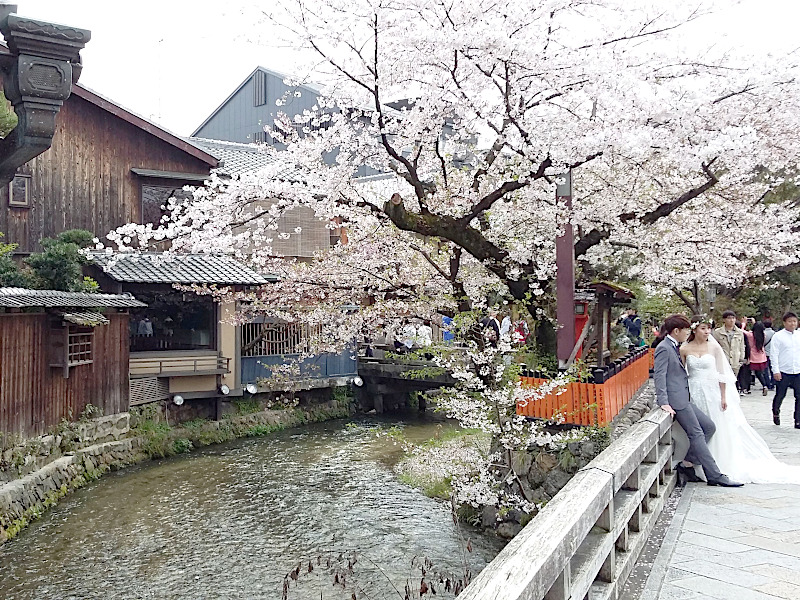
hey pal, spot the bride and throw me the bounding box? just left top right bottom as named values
left=681, top=316, right=800, bottom=484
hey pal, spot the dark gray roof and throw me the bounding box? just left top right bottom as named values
left=90, top=253, right=269, bottom=286
left=0, top=288, right=146, bottom=309
left=187, top=137, right=303, bottom=179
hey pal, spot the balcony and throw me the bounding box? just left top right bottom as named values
left=130, top=351, right=230, bottom=378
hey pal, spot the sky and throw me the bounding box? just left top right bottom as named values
left=15, top=0, right=800, bottom=137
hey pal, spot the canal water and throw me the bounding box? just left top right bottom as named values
left=0, top=415, right=504, bottom=599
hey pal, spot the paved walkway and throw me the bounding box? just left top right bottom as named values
left=640, top=387, right=800, bottom=600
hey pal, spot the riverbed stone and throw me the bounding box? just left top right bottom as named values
left=535, top=452, right=558, bottom=472
left=580, top=441, right=596, bottom=458
left=527, top=463, right=548, bottom=486
left=497, top=521, right=523, bottom=539
left=529, top=487, right=552, bottom=505
left=510, top=451, right=533, bottom=477
left=543, top=469, right=573, bottom=497
left=482, top=505, right=500, bottom=528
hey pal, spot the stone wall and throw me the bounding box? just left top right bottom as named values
left=487, top=382, right=656, bottom=539
left=0, top=437, right=139, bottom=544
left=0, top=413, right=130, bottom=483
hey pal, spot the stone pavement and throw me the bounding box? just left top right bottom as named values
left=639, top=386, right=800, bottom=600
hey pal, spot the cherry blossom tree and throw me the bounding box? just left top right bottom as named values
left=109, top=0, right=800, bottom=323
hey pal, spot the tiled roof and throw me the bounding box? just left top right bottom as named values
left=188, top=138, right=303, bottom=179
left=61, top=311, right=111, bottom=326
left=0, top=288, right=147, bottom=309
left=90, top=253, right=269, bottom=286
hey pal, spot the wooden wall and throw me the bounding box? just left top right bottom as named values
left=0, top=312, right=130, bottom=438
left=0, top=92, right=213, bottom=253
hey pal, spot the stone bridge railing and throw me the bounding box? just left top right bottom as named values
left=460, top=408, right=675, bottom=600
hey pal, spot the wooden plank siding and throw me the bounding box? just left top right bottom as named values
left=1, top=91, right=214, bottom=253
left=0, top=312, right=130, bottom=438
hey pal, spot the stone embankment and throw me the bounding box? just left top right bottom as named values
left=0, top=413, right=136, bottom=544
left=0, top=396, right=354, bottom=545
left=487, top=383, right=656, bottom=538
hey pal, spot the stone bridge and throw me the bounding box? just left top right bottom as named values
left=458, top=388, right=800, bottom=600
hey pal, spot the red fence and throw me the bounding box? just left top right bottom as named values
left=518, top=348, right=653, bottom=426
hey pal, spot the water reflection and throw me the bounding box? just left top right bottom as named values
left=0, top=415, right=504, bottom=599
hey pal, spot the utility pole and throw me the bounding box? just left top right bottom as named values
left=555, top=171, right=574, bottom=369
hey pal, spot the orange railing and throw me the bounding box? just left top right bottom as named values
left=518, top=347, right=652, bottom=426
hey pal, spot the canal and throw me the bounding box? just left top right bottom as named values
left=0, top=415, right=504, bottom=599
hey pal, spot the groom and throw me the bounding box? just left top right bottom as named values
left=654, top=314, right=743, bottom=487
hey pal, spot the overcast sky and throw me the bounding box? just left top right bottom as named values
left=16, top=0, right=800, bottom=137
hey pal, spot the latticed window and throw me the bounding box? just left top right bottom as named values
left=241, top=322, right=322, bottom=357
left=67, top=326, right=93, bottom=365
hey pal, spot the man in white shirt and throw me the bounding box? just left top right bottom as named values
left=770, top=311, right=800, bottom=427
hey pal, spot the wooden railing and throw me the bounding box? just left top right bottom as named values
left=130, top=353, right=230, bottom=378
left=459, top=408, right=675, bottom=600
left=518, top=347, right=652, bottom=426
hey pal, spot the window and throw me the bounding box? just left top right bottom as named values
left=253, top=70, right=267, bottom=107
left=129, top=291, right=217, bottom=352
left=49, top=321, right=94, bottom=378
left=67, top=326, right=93, bottom=365
left=141, top=184, right=192, bottom=226
left=8, top=174, right=30, bottom=208
left=241, top=321, right=322, bottom=357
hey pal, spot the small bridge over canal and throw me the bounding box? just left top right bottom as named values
left=356, top=355, right=456, bottom=413
left=458, top=388, right=800, bottom=600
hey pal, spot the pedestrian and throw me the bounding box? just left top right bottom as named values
left=480, top=309, right=501, bottom=348
left=440, top=313, right=455, bottom=344
left=513, top=319, right=529, bottom=345
left=712, top=310, right=746, bottom=392
left=618, top=307, right=643, bottom=346
left=763, top=318, right=776, bottom=391
left=746, top=321, right=771, bottom=395
left=738, top=319, right=754, bottom=395
left=770, top=311, right=800, bottom=427
left=417, top=319, right=433, bottom=347
left=499, top=313, right=512, bottom=338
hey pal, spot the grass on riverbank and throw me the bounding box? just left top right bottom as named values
left=132, top=399, right=354, bottom=460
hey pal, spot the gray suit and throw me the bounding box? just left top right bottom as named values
left=653, top=338, right=723, bottom=483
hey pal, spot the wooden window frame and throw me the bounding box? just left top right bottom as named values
left=8, top=174, right=30, bottom=208
left=50, top=322, right=94, bottom=378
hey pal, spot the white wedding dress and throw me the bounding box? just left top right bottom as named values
left=686, top=343, right=800, bottom=484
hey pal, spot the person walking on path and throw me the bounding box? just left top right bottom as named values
left=746, top=321, right=771, bottom=395
left=654, top=314, right=742, bottom=487
left=770, top=311, right=800, bottom=427
left=763, top=318, right=776, bottom=391
left=712, top=310, right=746, bottom=391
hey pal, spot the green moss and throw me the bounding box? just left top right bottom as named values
left=232, top=398, right=261, bottom=415
left=172, top=438, right=193, bottom=454
left=2, top=463, right=111, bottom=542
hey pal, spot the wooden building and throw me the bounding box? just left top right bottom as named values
left=0, top=288, right=145, bottom=437
left=0, top=80, right=220, bottom=254
left=88, top=253, right=268, bottom=406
